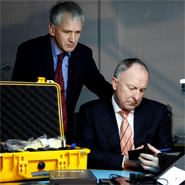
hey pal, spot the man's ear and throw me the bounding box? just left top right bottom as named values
left=112, top=77, right=118, bottom=91
left=49, top=23, right=55, bottom=36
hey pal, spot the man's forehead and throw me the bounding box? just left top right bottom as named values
left=119, top=65, right=149, bottom=85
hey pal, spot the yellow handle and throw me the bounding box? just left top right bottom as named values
left=17, top=172, right=48, bottom=180
left=37, top=77, right=46, bottom=83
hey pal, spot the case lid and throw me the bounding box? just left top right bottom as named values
left=0, top=79, right=64, bottom=142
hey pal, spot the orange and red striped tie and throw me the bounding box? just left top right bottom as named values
left=119, top=110, right=135, bottom=155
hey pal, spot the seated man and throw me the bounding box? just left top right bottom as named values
left=77, top=58, right=173, bottom=172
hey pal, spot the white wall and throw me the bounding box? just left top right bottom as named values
left=1, top=0, right=184, bottom=137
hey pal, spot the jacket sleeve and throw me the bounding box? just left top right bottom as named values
left=83, top=49, right=114, bottom=99
left=12, top=35, right=53, bottom=82
left=12, top=43, right=40, bottom=82
left=155, top=105, right=173, bottom=149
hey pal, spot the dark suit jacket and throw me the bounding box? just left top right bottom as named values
left=11, top=34, right=113, bottom=143
left=76, top=97, right=173, bottom=170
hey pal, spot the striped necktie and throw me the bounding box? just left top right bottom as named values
left=119, top=110, right=135, bottom=155
left=54, top=53, right=67, bottom=133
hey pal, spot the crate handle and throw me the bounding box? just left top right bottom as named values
left=17, top=172, right=49, bottom=180
left=17, top=163, right=49, bottom=179
left=17, top=158, right=49, bottom=179
left=37, top=77, right=46, bottom=83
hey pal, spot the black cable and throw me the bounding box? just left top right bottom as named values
left=109, top=174, right=123, bottom=179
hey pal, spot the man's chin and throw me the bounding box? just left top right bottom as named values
left=65, top=48, right=75, bottom=52
left=64, top=45, right=77, bottom=52
left=127, top=104, right=139, bottom=110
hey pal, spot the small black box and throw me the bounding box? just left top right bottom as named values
left=50, top=169, right=97, bottom=185
left=128, top=147, right=153, bottom=160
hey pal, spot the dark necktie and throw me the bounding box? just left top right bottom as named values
left=119, top=110, right=135, bottom=155
left=54, top=53, right=67, bottom=134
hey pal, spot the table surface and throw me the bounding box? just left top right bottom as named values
left=92, top=169, right=143, bottom=183
left=1, top=169, right=144, bottom=184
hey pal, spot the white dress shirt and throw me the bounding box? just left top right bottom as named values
left=111, top=95, right=134, bottom=168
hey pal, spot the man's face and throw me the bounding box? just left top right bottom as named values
left=49, top=13, right=83, bottom=53
left=112, top=63, right=149, bottom=111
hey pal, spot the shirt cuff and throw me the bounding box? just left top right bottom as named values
left=122, top=155, right=125, bottom=169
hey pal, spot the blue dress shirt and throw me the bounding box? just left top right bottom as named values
left=50, top=37, right=71, bottom=99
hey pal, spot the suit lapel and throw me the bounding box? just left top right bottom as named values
left=134, top=99, right=151, bottom=147
left=100, top=100, right=121, bottom=154
left=67, top=47, right=81, bottom=92
left=41, top=34, right=54, bottom=80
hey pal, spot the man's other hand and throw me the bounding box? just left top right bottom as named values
left=138, top=143, right=161, bottom=172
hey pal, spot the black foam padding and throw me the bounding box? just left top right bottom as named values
left=0, top=84, right=62, bottom=142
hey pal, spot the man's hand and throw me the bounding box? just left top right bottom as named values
left=138, top=143, right=161, bottom=172
left=124, top=145, right=144, bottom=168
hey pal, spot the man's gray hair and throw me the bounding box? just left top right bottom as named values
left=114, top=58, right=150, bottom=80
left=50, top=1, right=85, bottom=27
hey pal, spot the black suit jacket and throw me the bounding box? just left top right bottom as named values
left=12, top=34, right=113, bottom=143
left=77, top=97, right=173, bottom=170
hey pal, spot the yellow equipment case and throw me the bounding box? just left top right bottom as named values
left=0, top=78, right=90, bottom=182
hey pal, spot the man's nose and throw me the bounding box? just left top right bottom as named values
left=69, top=33, right=75, bottom=43
left=133, top=91, right=140, bottom=102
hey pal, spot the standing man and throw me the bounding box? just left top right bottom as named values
left=11, top=1, right=113, bottom=144
left=77, top=58, right=173, bottom=172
